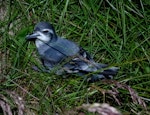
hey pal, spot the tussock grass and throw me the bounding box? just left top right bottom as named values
left=0, top=0, right=150, bottom=114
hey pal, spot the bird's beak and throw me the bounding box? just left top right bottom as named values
left=26, top=32, right=39, bottom=41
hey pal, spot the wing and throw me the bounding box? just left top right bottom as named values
left=58, top=47, right=119, bottom=82
left=60, top=47, right=98, bottom=73
left=49, top=37, right=80, bottom=56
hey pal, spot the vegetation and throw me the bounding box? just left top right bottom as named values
left=0, top=0, right=150, bottom=114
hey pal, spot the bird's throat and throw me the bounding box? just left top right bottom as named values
left=35, top=39, right=45, bottom=48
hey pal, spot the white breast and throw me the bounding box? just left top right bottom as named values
left=35, top=39, right=44, bottom=48
left=35, top=39, right=50, bottom=56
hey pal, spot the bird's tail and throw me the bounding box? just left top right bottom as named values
left=87, top=63, right=119, bottom=82
left=62, top=59, right=119, bottom=82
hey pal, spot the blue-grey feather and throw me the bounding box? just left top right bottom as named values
left=26, top=22, right=119, bottom=82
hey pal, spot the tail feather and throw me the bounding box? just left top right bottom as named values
left=101, top=67, right=119, bottom=75
left=85, top=63, right=119, bottom=82
left=62, top=58, right=119, bottom=82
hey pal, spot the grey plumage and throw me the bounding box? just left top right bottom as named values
left=26, top=22, right=119, bottom=82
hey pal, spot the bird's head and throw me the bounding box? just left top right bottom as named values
left=26, top=22, right=57, bottom=43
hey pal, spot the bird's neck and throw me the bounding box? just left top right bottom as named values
left=35, top=39, right=50, bottom=56
left=35, top=39, right=46, bottom=48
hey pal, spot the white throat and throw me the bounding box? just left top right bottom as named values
left=35, top=39, right=45, bottom=48
left=35, top=31, right=51, bottom=48
left=35, top=39, right=50, bottom=56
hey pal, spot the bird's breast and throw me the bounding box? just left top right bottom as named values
left=37, top=44, right=66, bottom=64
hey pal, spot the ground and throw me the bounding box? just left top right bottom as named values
left=0, top=0, right=150, bottom=114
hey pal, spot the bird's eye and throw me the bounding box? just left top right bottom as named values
left=42, top=30, right=49, bottom=33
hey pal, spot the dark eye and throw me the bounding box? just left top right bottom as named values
left=42, top=30, right=49, bottom=33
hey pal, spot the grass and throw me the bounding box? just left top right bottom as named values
left=0, top=0, right=150, bottom=114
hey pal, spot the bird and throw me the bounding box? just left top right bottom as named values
left=26, top=22, right=119, bottom=82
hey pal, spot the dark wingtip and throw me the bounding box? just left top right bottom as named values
left=87, top=66, right=119, bottom=83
